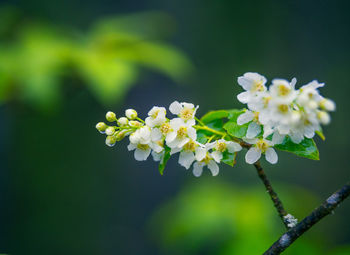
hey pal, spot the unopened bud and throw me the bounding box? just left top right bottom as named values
left=308, top=100, right=318, bottom=110
left=106, top=111, right=117, bottom=122
left=125, top=109, right=137, bottom=119
left=96, top=122, right=107, bottom=133
left=129, top=120, right=142, bottom=128
left=320, top=98, right=336, bottom=112
left=116, top=130, right=128, bottom=141
left=105, top=135, right=117, bottom=147
left=317, top=111, right=330, bottom=125
left=117, top=117, right=129, bottom=126
left=105, top=126, right=116, bottom=136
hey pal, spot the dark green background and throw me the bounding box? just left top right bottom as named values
left=0, top=0, right=349, bottom=254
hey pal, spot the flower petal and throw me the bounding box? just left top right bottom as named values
left=272, top=132, right=285, bottom=145
left=226, top=141, right=242, bottom=153
left=211, top=151, right=222, bottom=163
left=237, top=111, right=254, bottom=125
left=169, top=101, right=182, bottom=115
left=165, top=131, right=177, bottom=144
left=237, top=91, right=251, bottom=104
left=151, top=128, right=162, bottom=141
left=134, top=148, right=151, bottom=161
left=208, top=160, right=219, bottom=176
left=265, top=148, right=278, bottom=164
left=195, top=147, right=207, bottom=161
left=245, top=147, right=261, bottom=164
left=193, top=162, right=203, bottom=177
left=246, top=121, right=261, bottom=138
left=127, top=143, right=136, bottom=151
left=178, top=151, right=195, bottom=169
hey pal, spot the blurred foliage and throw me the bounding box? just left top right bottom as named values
left=0, top=6, right=192, bottom=111
left=149, top=180, right=349, bottom=255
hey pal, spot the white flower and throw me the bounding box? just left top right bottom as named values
left=192, top=145, right=221, bottom=177
left=297, top=81, right=324, bottom=108
left=244, top=138, right=278, bottom=164
left=165, top=118, right=197, bottom=149
left=207, top=139, right=242, bottom=160
left=127, top=142, right=152, bottom=161
left=169, top=101, right=198, bottom=125
left=175, top=139, right=202, bottom=169
left=269, top=78, right=297, bottom=103
left=237, top=72, right=267, bottom=105
left=237, top=110, right=262, bottom=138
left=127, top=126, right=153, bottom=161
left=145, top=106, right=167, bottom=128
left=319, top=98, right=336, bottom=112
left=125, top=109, right=138, bottom=120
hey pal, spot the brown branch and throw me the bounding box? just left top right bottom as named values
left=263, top=182, right=350, bottom=255
left=253, top=161, right=289, bottom=229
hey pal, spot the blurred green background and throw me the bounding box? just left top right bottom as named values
left=1, top=0, right=350, bottom=254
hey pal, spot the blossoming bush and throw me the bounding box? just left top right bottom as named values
left=96, top=72, right=335, bottom=177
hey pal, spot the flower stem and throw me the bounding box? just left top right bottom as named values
left=264, top=182, right=350, bottom=255
left=193, top=125, right=226, bottom=136
left=253, top=161, right=289, bottom=230
left=195, top=117, right=205, bottom=126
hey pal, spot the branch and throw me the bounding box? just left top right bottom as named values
left=263, top=182, right=350, bottom=255
left=253, top=161, right=289, bottom=229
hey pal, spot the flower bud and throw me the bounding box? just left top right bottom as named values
left=117, top=117, right=129, bottom=126
left=129, top=120, right=142, bottom=128
left=105, top=126, right=116, bottom=136
left=116, top=130, right=128, bottom=141
left=106, top=111, right=117, bottom=122
left=96, top=122, right=107, bottom=133
left=317, top=111, right=330, bottom=125
left=320, top=98, right=336, bottom=112
left=105, top=135, right=117, bottom=147
left=125, top=109, right=137, bottom=119
left=308, top=100, right=318, bottom=110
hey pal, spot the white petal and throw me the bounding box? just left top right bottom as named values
left=152, top=151, right=163, bottom=161
left=289, top=132, right=303, bottom=144
left=208, top=160, right=219, bottom=176
left=265, top=148, right=278, bottom=164
left=167, top=138, right=181, bottom=148
left=258, top=111, right=270, bottom=125
left=170, top=147, right=181, bottom=155
left=186, top=118, right=195, bottom=126
left=134, top=148, right=151, bottom=161
left=169, top=101, right=182, bottom=115
left=178, top=151, right=195, bottom=169
left=238, top=76, right=253, bottom=91
left=245, top=147, right=261, bottom=164
left=226, top=141, right=242, bottom=153
left=187, top=127, right=197, bottom=140
left=246, top=122, right=261, bottom=138
left=127, top=143, right=136, bottom=151
left=151, top=128, right=162, bottom=141
left=237, top=111, right=254, bottom=125
left=242, top=137, right=259, bottom=144
left=193, top=162, right=203, bottom=177
left=151, top=142, right=164, bottom=153
left=169, top=118, right=184, bottom=130
left=165, top=131, right=177, bottom=144
left=237, top=91, right=251, bottom=104
left=182, top=102, right=194, bottom=109
left=263, top=125, right=274, bottom=138
left=211, top=151, right=222, bottom=163
left=195, top=147, right=207, bottom=161
left=272, top=132, right=285, bottom=145
left=177, top=137, right=190, bottom=148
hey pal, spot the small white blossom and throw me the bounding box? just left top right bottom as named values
left=207, top=139, right=242, bottom=160
left=237, top=72, right=267, bottom=105
left=192, top=145, right=221, bottom=177
left=145, top=106, right=167, bottom=127
left=165, top=118, right=197, bottom=149
left=169, top=101, right=198, bottom=125
left=244, top=138, right=278, bottom=164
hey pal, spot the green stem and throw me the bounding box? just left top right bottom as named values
left=136, top=117, right=145, bottom=124
left=193, top=125, right=226, bottom=136
left=195, top=117, right=205, bottom=126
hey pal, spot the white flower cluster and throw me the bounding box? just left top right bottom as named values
left=96, top=101, right=242, bottom=177
left=236, top=72, right=335, bottom=165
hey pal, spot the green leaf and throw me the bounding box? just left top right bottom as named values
left=274, top=137, right=319, bottom=160
left=223, top=121, right=248, bottom=138
left=222, top=151, right=237, bottom=167
left=196, top=130, right=208, bottom=144
left=200, top=110, right=230, bottom=124
left=315, top=130, right=325, bottom=141
left=159, top=146, right=171, bottom=175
